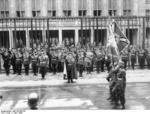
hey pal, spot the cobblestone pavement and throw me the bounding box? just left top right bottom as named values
left=0, top=83, right=150, bottom=110
left=0, top=69, right=150, bottom=88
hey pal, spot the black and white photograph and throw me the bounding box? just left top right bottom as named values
left=0, top=0, right=150, bottom=112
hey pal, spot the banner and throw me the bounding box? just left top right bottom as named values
left=113, top=21, right=130, bottom=53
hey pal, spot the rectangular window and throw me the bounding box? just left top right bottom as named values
left=16, top=0, right=25, bottom=17
left=146, top=10, right=150, bottom=16
left=32, top=11, right=40, bottom=17
left=63, top=0, right=72, bottom=17
left=32, top=0, right=41, bottom=17
left=48, top=10, right=56, bottom=17
left=108, top=10, right=116, bottom=16
left=0, top=0, right=9, bottom=18
left=78, top=0, right=87, bottom=16
left=123, top=10, right=131, bottom=16
left=63, top=10, right=71, bottom=17
left=93, top=10, right=101, bottom=17
left=146, top=0, right=150, bottom=4
left=47, top=0, right=56, bottom=17
left=123, top=0, right=132, bottom=15
left=79, top=10, right=87, bottom=17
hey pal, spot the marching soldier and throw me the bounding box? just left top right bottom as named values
left=39, top=51, right=49, bottom=79
left=16, top=50, right=23, bottom=75
left=31, top=51, right=39, bottom=76
left=23, top=51, right=30, bottom=75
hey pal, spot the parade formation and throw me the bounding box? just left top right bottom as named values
left=1, top=20, right=150, bottom=109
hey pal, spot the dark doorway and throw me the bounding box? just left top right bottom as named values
left=126, top=29, right=138, bottom=45
left=79, top=30, right=90, bottom=45
left=13, top=31, right=26, bottom=48
left=46, top=30, right=59, bottom=46
left=0, top=31, right=9, bottom=49
left=62, top=30, right=75, bottom=46
left=94, top=29, right=107, bottom=46
left=29, top=30, right=42, bottom=47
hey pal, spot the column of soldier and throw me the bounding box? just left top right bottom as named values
left=1, top=42, right=150, bottom=81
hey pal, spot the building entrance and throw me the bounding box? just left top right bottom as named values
left=0, top=31, right=9, bottom=48
left=13, top=31, right=26, bottom=48
left=126, top=29, right=138, bottom=46
left=94, top=29, right=107, bottom=46
left=29, top=30, right=42, bottom=48
left=62, top=30, right=75, bottom=46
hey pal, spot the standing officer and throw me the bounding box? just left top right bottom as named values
left=31, top=52, right=39, bottom=76
left=23, top=51, right=30, bottom=75
left=66, top=52, right=75, bottom=83
left=95, top=47, right=102, bottom=74
left=16, top=50, right=23, bottom=75
left=130, top=46, right=136, bottom=70
left=51, top=49, right=58, bottom=74
left=39, top=51, right=49, bottom=79
left=77, top=50, right=85, bottom=77
left=105, top=55, right=111, bottom=72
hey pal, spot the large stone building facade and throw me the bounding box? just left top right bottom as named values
left=0, top=0, right=150, bottom=49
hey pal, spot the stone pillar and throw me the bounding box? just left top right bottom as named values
left=25, top=0, right=32, bottom=17
left=87, top=0, right=93, bottom=16
left=117, top=0, right=123, bottom=16
left=9, top=0, right=16, bottom=17
left=102, top=0, right=108, bottom=16
left=91, top=29, right=94, bottom=44
left=72, top=0, right=78, bottom=16
left=26, top=29, right=30, bottom=48
left=57, top=0, right=63, bottom=17
left=9, top=29, right=13, bottom=49
left=132, top=0, right=138, bottom=16
left=42, top=30, right=46, bottom=43
left=59, top=29, right=62, bottom=45
left=75, top=28, right=79, bottom=45
left=41, top=0, right=47, bottom=17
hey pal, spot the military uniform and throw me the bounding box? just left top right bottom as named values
left=138, top=49, right=145, bottom=69
left=105, top=55, right=111, bottom=72
left=23, top=52, right=30, bottom=75
left=100, top=47, right=105, bottom=72
left=121, top=50, right=128, bottom=70
left=1, top=51, right=11, bottom=75
left=31, top=53, right=39, bottom=76
left=130, top=49, right=136, bottom=70
left=146, top=50, right=150, bottom=69
left=66, top=53, right=75, bottom=83
left=11, top=52, right=17, bottom=74
left=77, top=51, right=85, bottom=77
left=39, top=52, right=49, bottom=79
left=16, top=51, right=23, bottom=75
left=95, top=48, right=102, bottom=73
left=51, top=51, right=58, bottom=74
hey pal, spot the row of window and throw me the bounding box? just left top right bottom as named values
left=0, top=10, right=134, bottom=18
